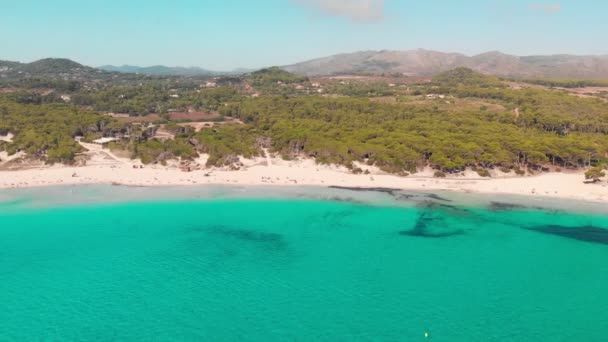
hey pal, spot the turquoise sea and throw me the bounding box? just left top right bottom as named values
left=1, top=186, right=607, bottom=341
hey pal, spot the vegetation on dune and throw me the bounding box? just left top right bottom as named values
left=111, top=124, right=261, bottom=166
left=194, top=125, right=262, bottom=166
left=585, top=165, right=607, bottom=183
left=0, top=94, right=118, bottom=163
left=220, top=96, right=608, bottom=172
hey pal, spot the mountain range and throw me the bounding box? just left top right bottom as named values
left=282, top=49, right=608, bottom=79
left=3, top=50, right=608, bottom=80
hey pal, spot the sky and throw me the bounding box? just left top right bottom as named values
left=1, top=0, right=606, bottom=70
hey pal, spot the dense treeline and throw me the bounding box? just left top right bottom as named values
left=72, top=85, right=172, bottom=115
left=72, top=85, right=241, bottom=116
left=325, top=83, right=397, bottom=97
left=0, top=95, right=119, bottom=163
left=2, top=67, right=608, bottom=176
left=111, top=125, right=261, bottom=166
left=219, top=96, right=608, bottom=172
left=520, top=79, right=608, bottom=88
left=430, top=85, right=608, bottom=135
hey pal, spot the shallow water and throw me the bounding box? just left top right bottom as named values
left=1, top=187, right=607, bottom=341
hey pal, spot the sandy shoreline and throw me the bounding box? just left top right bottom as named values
left=1, top=153, right=607, bottom=204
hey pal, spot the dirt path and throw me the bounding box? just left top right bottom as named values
left=263, top=148, right=273, bottom=167
left=78, top=141, right=132, bottom=166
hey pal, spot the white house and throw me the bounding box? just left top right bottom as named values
left=92, top=137, right=119, bottom=145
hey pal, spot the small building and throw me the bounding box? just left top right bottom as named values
left=92, top=137, right=119, bottom=145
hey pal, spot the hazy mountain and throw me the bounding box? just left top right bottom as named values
left=283, top=49, right=608, bottom=79
left=99, top=65, right=216, bottom=76
left=99, top=65, right=251, bottom=76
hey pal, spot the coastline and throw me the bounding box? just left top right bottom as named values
left=0, top=154, right=607, bottom=205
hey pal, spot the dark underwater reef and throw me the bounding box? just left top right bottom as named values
left=399, top=212, right=466, bottom=238
left=206, top=225, right=287, bottom=249
left=327, top=186, right=453, bottom=203
left=524, top=225, right=608, bottom=245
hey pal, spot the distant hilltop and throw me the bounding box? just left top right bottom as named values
left=282, top=49, right=608, bottom=79
left=0, top=58, right=249, bottom=79
left=0, top=58, right=100, bottom=76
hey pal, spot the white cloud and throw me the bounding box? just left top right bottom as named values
left=530, top=3, right=562, bottom=14
left=296, top=0, right=385, bottom=22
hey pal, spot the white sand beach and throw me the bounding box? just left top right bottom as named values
left=1, top=143, right=606, bottom=203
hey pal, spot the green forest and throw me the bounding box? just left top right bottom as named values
left=1, top=67, right=607, bottom=178
left=0, top=94, right=121, bottom=163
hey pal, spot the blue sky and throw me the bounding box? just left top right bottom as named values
left=1, top=0, right=605, bottom=70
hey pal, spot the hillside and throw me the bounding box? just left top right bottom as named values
left=0, top=60, right=21, bottom=69
left=0, top=58, right=103, bottom=76
left=0, top=58, right=174, bottom=90
left=0, top=58, right=108, bottom=83
left=283, top=49, right=608, bottom=79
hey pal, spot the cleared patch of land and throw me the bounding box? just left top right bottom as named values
left=115, top=115, right=162, bottom=123
left=168, top=111, right=221, bottom=121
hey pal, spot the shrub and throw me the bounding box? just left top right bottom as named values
left=585, top=167, right=606, bottom=183
left=476, top=169, right=491, bottom=177
left=434, top=171, right=447, bottom=178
